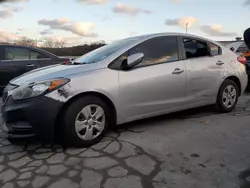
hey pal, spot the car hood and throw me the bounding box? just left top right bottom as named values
left=10, top=63, right=102, bottom=86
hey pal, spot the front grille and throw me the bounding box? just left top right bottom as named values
left=2, top=84, right=18, bottom=104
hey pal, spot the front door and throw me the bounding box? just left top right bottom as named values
left=0, top=46, right=39, bottom=90
left=118, top=36, right=187, bottom=121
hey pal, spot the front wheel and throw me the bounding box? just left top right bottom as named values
left=216, top=79, right=239, bottom=113
left=61, top=96, right=110, bottom=148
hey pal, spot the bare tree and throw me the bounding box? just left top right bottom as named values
left=15, top=37, right=37, bottom=47
left=42, top=40, right=56, bottom=48
left=54, top=38, right=68, bottom=48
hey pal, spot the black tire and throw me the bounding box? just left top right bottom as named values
left=216, top=79, right=239, bottom=113
left=61, top=96, right=111, bottom=148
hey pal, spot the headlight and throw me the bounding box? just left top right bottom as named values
left=10, top=78, right=70, bottom=100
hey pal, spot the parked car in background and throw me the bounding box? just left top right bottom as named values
left=0, top=44, right=70, bottom=92
left=225, top=41, right=248, bottom=55
left=225, top=41, right=250, bottom=80
left=1, top=33, right=248, bottom=147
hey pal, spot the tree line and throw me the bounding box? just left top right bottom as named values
left=7, top=37, right=106, bottom=56
left=42, top=42, right=105, bottom=56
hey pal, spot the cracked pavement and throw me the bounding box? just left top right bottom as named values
left=1, top=93, right=250, bottom=188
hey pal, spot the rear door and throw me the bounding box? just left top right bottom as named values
left=29, top=50, right=64, bottom=67
left=180, top=37, right=226, bottom=104
left=0, top=46, right=39, bottom=89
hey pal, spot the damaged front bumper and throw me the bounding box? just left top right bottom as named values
left=1, top=95, right=64, bottom=142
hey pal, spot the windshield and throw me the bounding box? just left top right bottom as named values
left=72, top=37, right=140, bottom=64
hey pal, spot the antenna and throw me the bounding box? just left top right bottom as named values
left=186, top=22, right=188, bottom=34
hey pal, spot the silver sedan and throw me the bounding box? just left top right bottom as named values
left=1, top=32, right=248, bottom=147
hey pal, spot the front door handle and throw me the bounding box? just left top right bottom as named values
left=216, top=60, right=224, bottom=66
left=172, top=68, right=184, bottom=74
left=26, top=64, right=35, bottom=67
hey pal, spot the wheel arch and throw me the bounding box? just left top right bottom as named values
left=224, top=76, right=242, bottom=94
left=54, top=91, right=117, bottom=137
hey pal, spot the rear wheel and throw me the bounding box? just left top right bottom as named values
left=61, top=96, right=110, bottom=148
left=216, top=79, right=239, bottom=113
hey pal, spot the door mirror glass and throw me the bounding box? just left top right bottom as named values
left=127, top=53, right=144, bottom=68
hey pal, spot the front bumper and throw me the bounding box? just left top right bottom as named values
left=1, top=95, right=63, bottom=142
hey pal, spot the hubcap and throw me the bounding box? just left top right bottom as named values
left=75, top=104, right=105, bottom=140
left=222, top=85, right=237, bottom=108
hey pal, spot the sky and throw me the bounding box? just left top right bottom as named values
left=0, top=0, right=249, bottom=46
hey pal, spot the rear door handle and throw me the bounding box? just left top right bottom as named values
left=216, top=60, right=224, bottom=66
left=172, top=68, right=184, bottom=74
left=26, top=64, right=35, bottom=67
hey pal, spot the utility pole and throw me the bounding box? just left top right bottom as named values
left=186, top=22, right=188, bottom=34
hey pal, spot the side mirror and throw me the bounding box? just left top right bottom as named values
left=126, top=53, right=144, bottom=68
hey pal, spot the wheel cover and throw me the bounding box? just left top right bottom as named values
left=222, top=85, right=237, bottom=108
left=74, top=104, right=105, bottom=140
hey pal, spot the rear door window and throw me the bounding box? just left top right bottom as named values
left=182, top=38, right=210, bottom=59
left=30, top=51, right=49, bottom=59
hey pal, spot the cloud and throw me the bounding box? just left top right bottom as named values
left=200, top=24, right=237, bottom=36
left=244, top=0, right=250, bottom=5
left=165, top=17, right=198, bottom=28
left=40, top=29, right=53, bottom=35
left=0, top=7, right=22, bottom=19
left=142, top=10, right=152, bottom=14
left=113, top=3, right=152, bottom=16
left=0, top=30, right=16, bottom=42
left=38, top=18, right=98, bottom=37
left=0, top=0, right=27, bottom=3
left=17, top=28, right=24, bottom=31
left=169, top=0, right=180, bottom=3
left=77, top=0, right=108, bottom=4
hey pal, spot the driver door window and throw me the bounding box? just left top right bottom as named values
left=4, top=47, right=30, bottom=60
left=128, top=36, right=179, bottom=68
left=4, top=47, right=48, bottom=61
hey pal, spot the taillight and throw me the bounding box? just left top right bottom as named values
left=237, top=56, right=247, bottom=65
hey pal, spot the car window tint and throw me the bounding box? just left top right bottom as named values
left=128, top=36, right=179, bottom=67
left=183, top=38, right=210, bottom=59
left=4, top=47, right=30, bottom=60
left=208, top=42, right=221, bottom=56
left=30, top=51, right=48, bottom=59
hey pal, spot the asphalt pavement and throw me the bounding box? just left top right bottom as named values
left=0, top=93, right=250, bottom=188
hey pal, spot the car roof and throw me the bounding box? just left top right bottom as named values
left=119, top=32, right=222, bottom=46
left=0, top=44, right=40, bottom=49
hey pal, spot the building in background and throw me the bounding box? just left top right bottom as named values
left=218, top=37, right=244, bottom=45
